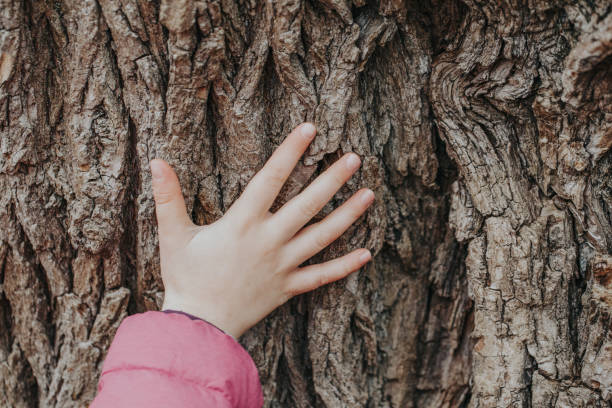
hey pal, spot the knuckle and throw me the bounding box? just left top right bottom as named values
left=279, top=288, right=290, bottom=304
left=299, top=197, right=319, bottom=219
left=260, top=159, right=287, bottom=184
left=282, top=283, right=300, bottom=301
left=266, top=168, right=285, bottom=188
left=349, top=202, right=365, bottom=219
left=154, top=190, right=174, bottom=206
left=313, top=232, right=330, bottom=251
left=343, top=199, right=359, bottom=217
left=331, top=168, right=346, bottom=186
left=318, top=271, right=328, bottom=288
left=262, top=219, right=284, bottom=245
left=343, top=259, right=353, bottom=275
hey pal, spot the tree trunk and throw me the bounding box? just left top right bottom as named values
left=0, top=0, right=610, bottom=406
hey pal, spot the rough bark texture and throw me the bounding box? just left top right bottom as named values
left=0, top=0, right=610, bottom=406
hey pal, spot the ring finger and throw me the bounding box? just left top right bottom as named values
left=281, top=188, right=374, bottom=268
left=272, top=152, right=362, bottom=240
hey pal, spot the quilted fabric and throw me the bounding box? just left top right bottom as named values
left=90, top=311, right=263, bottom=407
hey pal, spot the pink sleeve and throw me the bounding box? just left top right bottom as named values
left=90, top=311, right=263, bottom=408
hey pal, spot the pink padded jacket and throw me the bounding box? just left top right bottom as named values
left=90, top=311, right=263, bottom=407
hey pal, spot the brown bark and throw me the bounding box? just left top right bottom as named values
left=0, top=0, right=610, bottom=406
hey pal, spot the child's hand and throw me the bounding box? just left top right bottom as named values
left=151, top=123, right=374, bottom=338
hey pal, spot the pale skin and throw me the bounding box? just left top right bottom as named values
left=151, top=122, right=374, bottom=338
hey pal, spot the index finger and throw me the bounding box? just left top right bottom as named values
left=235, top=122, right=316, bottom=216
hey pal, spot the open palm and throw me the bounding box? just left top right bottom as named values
left=152, top=123, right=374, bottom=338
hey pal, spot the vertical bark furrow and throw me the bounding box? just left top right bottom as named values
left=210, top=0, right=272, bottom=208
left=99, top=0, right=168, bottom=312
left=301, top=7, right=362, bottom=165
left=416, top=230, right=472, bottom=408
left=577, top=254, right=611, bottom=402
left=271, top=0, right=317, bottom=124
left=3, top=241, right=54, bottom=400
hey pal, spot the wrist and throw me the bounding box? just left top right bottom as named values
left=161, top=292, right=243, bottom=338
left=161, top=309, right=234, bottom=337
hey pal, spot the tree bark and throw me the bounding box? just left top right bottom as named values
left=0, top=0, right=610, bottom=406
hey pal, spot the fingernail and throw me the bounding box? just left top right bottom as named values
left=300, top=123, right=316, bottom=139
left=361, top=189, right=374, bottom=204
left=150, top=160, right=164, bottom=181
left=346, top=153, right=360, bottom=170
left=359, top=250, right=371, bottom=263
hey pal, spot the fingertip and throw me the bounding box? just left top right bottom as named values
left=360, top=188, right=375, bottom=205
left=299, top=122, right=316, bottom=139
left=358, top=249, right=371, bottom=263
left=346, top=153, right=361, bottom=170
left=150, top=158, right=167, bottom=182
left=149, top=159, right=191, bottom=232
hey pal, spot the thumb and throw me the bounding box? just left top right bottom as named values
left=150, top=159, right=192, bottom=238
